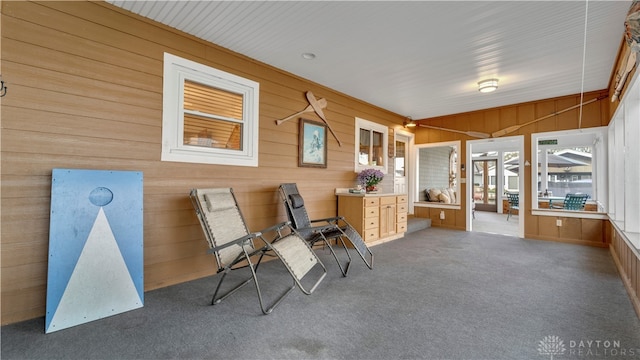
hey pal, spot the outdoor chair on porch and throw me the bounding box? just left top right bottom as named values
left=506, top=192, right=519, bottom=221
left=551, top=193, right=589, bottom=210
left=278, top=183, right=373, bottom=277
left=190, top=188, right=326, bottom=315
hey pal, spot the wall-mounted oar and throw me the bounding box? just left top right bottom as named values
left=306, top=91, right=342, bottom=147
left=490, top=95, right=607, bottom=138
left=612, top=49, right=637, bottom=102
left=418, top=124, right=490, bottom=139
left=276, top=98, right=327, bottom=125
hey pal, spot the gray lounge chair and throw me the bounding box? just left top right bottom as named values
left=190, top=188, right=326, bottom=314
left=278, top=183, right=373, bottom=277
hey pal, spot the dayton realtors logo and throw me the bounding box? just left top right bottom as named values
left=538, top=335, right=638, bottom=359
left=538, top=335, right=566, bottom=359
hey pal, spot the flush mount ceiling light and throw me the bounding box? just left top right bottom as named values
left=478, top=78, right=499, bottom=93
left=301, top=52, right=316, bottom=60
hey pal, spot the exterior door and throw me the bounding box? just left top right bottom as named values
left=473, top=159, right=498, bottom=212
left=394, top=136, right=408, bottom=194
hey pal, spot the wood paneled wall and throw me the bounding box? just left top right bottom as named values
left=610, top=225, right=640, bottom=318
left=0, top=1, right=406, bottom=324
left=414, top=89, right=610, bottom=248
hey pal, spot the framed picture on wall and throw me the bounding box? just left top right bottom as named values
left=299, top=118, right=327, bottom=168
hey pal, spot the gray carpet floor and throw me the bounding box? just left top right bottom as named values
left=2, top=227, right=640, bottom=360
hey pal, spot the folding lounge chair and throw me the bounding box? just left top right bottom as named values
left=190, top=188, right=326, bottom=314
left=278, top=183, right=373, bottom=277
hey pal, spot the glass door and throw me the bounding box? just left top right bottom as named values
left=394, top=136, right=408, bottom=194
left=473, top=159, right=497, bottom=212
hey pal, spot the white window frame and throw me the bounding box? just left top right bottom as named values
left=162, top=53, right=259, bottom=166
left=609, top=70, right=640, bottom=248
left=530, top=127, right=608, bottom=217
left=354, top=117, right=388, bottom=174
left=415, top=140, right=461, bottom=206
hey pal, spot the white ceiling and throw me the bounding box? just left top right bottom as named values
left=107, top=0, right=631, bottom=120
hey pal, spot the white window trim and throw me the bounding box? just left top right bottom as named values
left=354, top=117, right=389, bottom=174
left=530, top=127, right=607, bottom=213
left=162, top=53, right=259, bottom=166
left=416, top=140, right=461, bottom=205
left=609, top=69, right=640, bottom=248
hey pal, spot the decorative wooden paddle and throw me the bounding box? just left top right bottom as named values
left=276, top=98, right=327, bottom=125
left=306, top=91, right=342, bottom=147
left=490, top=95, right=607, bottom=138
left=417, top=124, right=490, bottom=139
left=611, top=49, right=637, bottom=102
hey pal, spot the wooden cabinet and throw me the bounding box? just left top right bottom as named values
left=396, top=195, right=408, bottom=233
left=337, top=194, right=407, bottom=244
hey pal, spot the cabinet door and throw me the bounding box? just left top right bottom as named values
left=379, top=204, right=396, bottom=238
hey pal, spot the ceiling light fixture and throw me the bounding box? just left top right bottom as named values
left=301, top=52, right=316, bottom=60
left=403, top=116, right=416, bottom=127
left=478, top=78, right=498, bottom=93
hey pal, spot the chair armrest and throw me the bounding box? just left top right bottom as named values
left=309, top=216, right=345, bottom=224
left=208, top=232, right=261, bottom=254
left=258, top=221, right=292, bottom=234
left=298, top=223, right=341, bottom=234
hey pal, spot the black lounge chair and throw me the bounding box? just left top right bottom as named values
left=278, top=183, right=373, bottom=277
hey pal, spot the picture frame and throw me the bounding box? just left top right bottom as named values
left=299, top=118, right=327, bottom=168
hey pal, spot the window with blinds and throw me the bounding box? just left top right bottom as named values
left=183, top=81, right=243, bottom=150
left=162, top=53, right=259, bottom=166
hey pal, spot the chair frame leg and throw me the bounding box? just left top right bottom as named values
left=211, top=248, right=301, bottom=315
left=211, top=250, right=264, bottom=306
left=316, top=235, right=352, bottom=277
left=339, top=225, right=374, bottom=270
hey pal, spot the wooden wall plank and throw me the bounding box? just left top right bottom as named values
left=538, top=217, right=559, bottom=239
left=559, top=217, right=581, bottom=241
left=581, top=218, right=605, bottom=244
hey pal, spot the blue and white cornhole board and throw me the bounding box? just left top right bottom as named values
left=46, top=169, right=143, bottom=333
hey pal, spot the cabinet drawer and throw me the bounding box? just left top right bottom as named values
left=396, top=212, right=407, bottom=223
left=364, top=206, right=379, bottom=218
left=363, top=229, right=379, bottom=241
left=380, top=196, right=396, bottom=205
left=364, top=216, right=379, bottom=230
left=396, top=195, right=408, bottom=204
left=364, top=198, right=379, bottom=207
left=397, top=203, right=408, bottom=213
left=396, top=222, right=407, bottom=233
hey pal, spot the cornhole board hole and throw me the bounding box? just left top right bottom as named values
left=46, top=169, right=143, bottom=333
